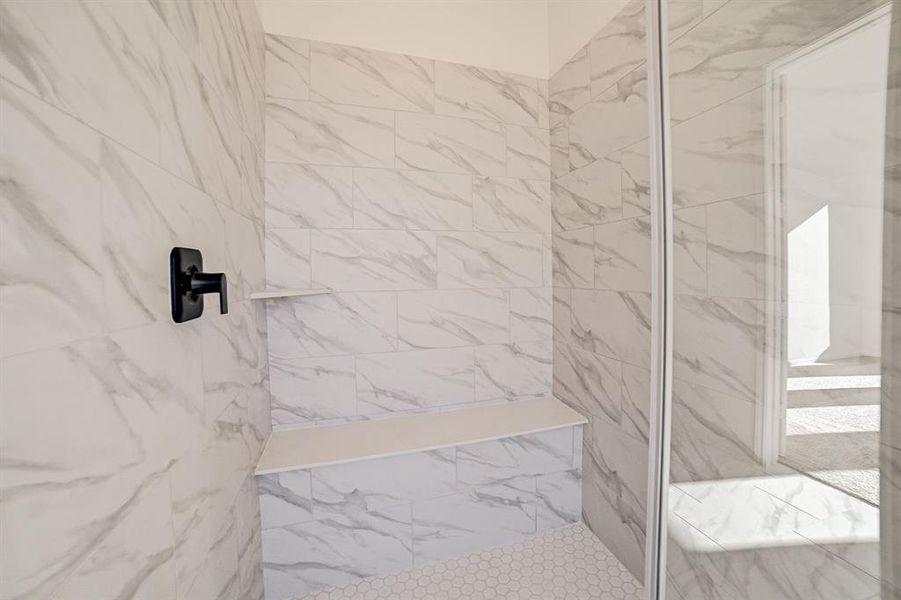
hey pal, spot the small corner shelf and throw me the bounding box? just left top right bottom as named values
left=249, top=288, right=332, bottom=301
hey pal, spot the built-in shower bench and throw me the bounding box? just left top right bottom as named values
left=255, top=397, right=587, bottom=600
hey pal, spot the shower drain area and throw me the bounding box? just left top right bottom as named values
left=293, top=523, right=642, bottom=600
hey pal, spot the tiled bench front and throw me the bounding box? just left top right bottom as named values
left=255, top=399, right=585, bottom=599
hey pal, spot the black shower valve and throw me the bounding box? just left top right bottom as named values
left=170, top=247, right=228, bottom=323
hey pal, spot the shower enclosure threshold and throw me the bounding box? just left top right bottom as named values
left=292, top=522, right=643, bottom=600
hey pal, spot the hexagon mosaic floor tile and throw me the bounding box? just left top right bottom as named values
left=295, top=523, right=643, bottom=600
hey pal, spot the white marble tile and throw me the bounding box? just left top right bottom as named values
left=552, top=287, right=573, bottom=344
left=552, top=156, right=622, bottom=231
left=706, top=194, right=766, bottom=299
left=311, top=41, right=434, bottom=112
left=397, top=289, right=509, bottom=349
left=265, top=34, right=310, bottom=100
left=474, top=177, right=550, bottom=233
left=457, top=428, right=573, bottom=487
left=312, top=449, right=457, bottom=518
left=542, top=233, right=553, bottom=287
left=537, top=470, right=583, bottom=532
left=266, top=98, right=395, bottom=167
left=396, top=112, right=506, bottom=176
left=537, top=79, right=549, bottom=130
left=550, top=120, right=570, bottom=179
left=621, top=364, right=650, bottom=445
left=262, top=505, right=413, bottom=598
left=571, top=289, right=651, bottom=368
left=270, top=355, right=357, bottom=424
left=100, top=139, right=226, bottom=331
left=437, top=232, right=543, bottom=289
left=620, top=141, right=650, bottom=219
left=673, top=206, right=707, bottom=295
left=474, top=342, right=553, bottom=402
left=222, top=204, right=266, bottom=303
left=594, top=217, right=651, bottom=292
left=673, top=294, right=764, bottom=402
left=552, top=227, right=594, bottom=289
left=0, top=81, right=103, bottom=358
left=0, top=0, right=162, bottom=161
left=588, top=0, right=646, bottom=98
left=506, top=125, right=550, bottom=180
left=435, top=61, right=539, bottom=126
left=569, top=68, right=648, bottom=170
left=267, top=292, right=397, bottom=359
left=509, top=288, right=553, bottom=342
left=553, top=342, right=623, bottom=426
left=549, top=46, right=591, bottom=126
left=356, top=347, right=474, bottom=414
left=412, top=479, right=537, bottom=565
left=265, top=162, right=354, bottom=229
left=266, top=228, right=311, bottom=289
left=259, top=471, right=314, bottom=529
left=311, top=229, right=437, bottom=291
left=671, top=87, right=764, bottom=208
left=353, top=168, right=472, bottom=230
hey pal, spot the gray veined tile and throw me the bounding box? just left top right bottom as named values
left=552, top=156, right=623, bottom=231
left=537, top=79, right=549, bottom=129
left=569, top=67, right=648, bottom=170
left=671, top=86, right=765, bottom=208
left=549, top=46, right=591, bottom=127
left=0, top=0, right=162, bottom=162
left=594, top=216, right=652, bottom=293
left=311, top=229, right=437, bottom=291
left=0, top=80, right=103, bottom=359
left=266, top=98, right=395, bottom=167
left=269, top=355, right=357, bottom=425
left=553, top=342, right=623, bottom=426
left=435, top=61, right=539, bottom=126
left=673, top=206, right=707, bottom=295
left=412, top=479, right=537, bottom=566
left=474, top=177, right=551, bottom=234
left=552, top=228, right=594, bottom=289
left=262, top=505, right=413, bottom=598
left=457, top=428, right=573, bottom=486
left=506, top=125, right=550, bottom=180
left=621, top=364, right=650, bottom=444
left=397, top=289, right=509, bottom=349
left=542, top=233, right=553, bottom=287
left=311, top=449, right=457, bottom=518
left=352, top=168, right=472, bottom=230
left=266, top=292, right=397, bottom=359
left=571, top=289, right=652, bottom=368
left=395, top=112, right=506, bottom=176
left=621, top=140, right=651, bottom=219
left=221, top=204, right=266, bottom=303
left=588, top=0, right=646, bottom=98
left=265, top=34, right=310, bottom=100
left=356, top=348, right=475, bottom=414
left=259, top=471, right=314, bottom=529
left=310, top=41, right=434, bottom=112
left=265, top=162, right=354, bottom=229
left=706, top=194, right=766, bottom=299
left=509, top=288, right=553, bottom=343
left=474, top=341, right=553, bottom=402
left=537, top=470, right=583, bottom=531
left=266, top=228, right=311, bottom=290
left=552, top=287, right=573, bottom=344
left=436, top=232, right=543, bottom=289
left=550, top=120, right=570, bottom=179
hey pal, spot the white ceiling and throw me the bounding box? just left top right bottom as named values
left=257, top=0, right=629, bottom=79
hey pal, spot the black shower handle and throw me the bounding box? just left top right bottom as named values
left=190, top=271, right=228, bottom=314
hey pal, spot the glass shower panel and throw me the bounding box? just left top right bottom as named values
left=664, top=0, right=897, bottom=598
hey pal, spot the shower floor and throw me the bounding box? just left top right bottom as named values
left=295, top=523, right=643, bottom=600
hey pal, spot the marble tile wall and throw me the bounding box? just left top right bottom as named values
left=0, top=2, right=268, bottom=599
left=257, top=426, right=583, bottom=599
left=549, top=0, right=659, bottom=582
left=262, top=34, right=552, bottom=427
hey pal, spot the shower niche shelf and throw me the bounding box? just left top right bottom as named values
left=249, top=288, right=331, bottom=301
left=255, top=396, right=587, bottom=475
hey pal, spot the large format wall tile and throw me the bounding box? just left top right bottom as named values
left=265, top=35, right=310, bottom=100
left=265, top=228, right=311, bottom=289
left=311, top=229, right=437, bottom=291
left=549, top=47, right=591, bottom=126
left=435, top=62, right=539, bottom=127
left=552, top=156, right=622, bottom=231
left=457, top=429, right=573, bottom=486
left=474, top=341, right=553, bottom=401
left=310, top=42, right=434, bottom=112
left=265, top=162, right=353, bottom=229
left=269, top=355, right=357, bottom=424
left=397, top=289, right=510, bottom=348
left=506, top=125, right=550, bottom=180
left=594, top=217, right=652, bottom=293
left=588, top=0, right=646, bottom=98
left=474, top=177, right=550, bottom=234
left=571, top=289, right=651, bottom=369
left=353, top=168, right=472, bottom=230
left=395, top=112, right=506, bottom=175
left=266, top=99, right=395, bottom=167
left=437, top=232, right=543, bottom=288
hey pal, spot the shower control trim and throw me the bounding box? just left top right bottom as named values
left=169, top=247, right=228, bottom=323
